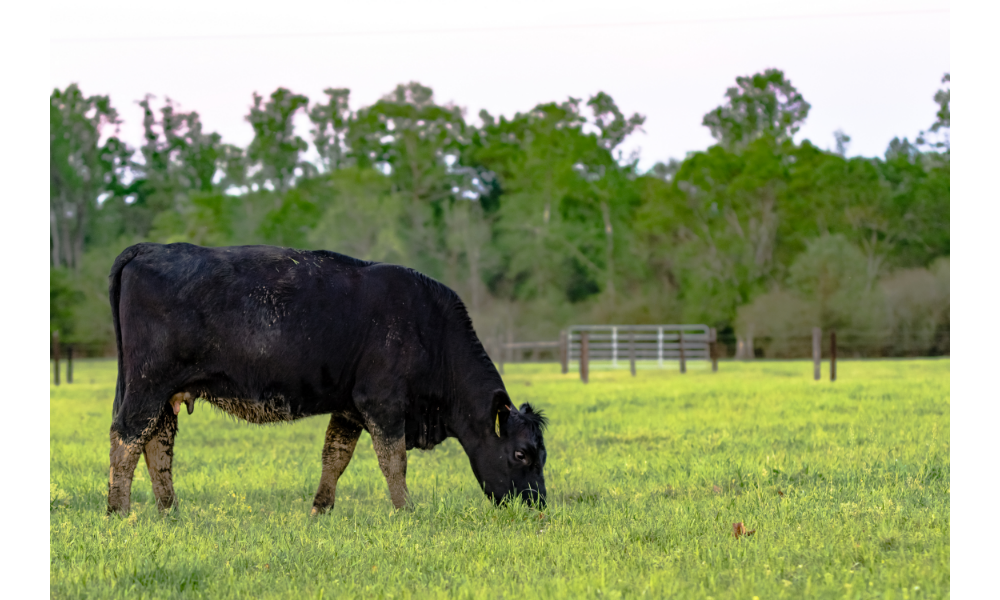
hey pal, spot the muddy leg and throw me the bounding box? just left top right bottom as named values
left=311, top=414, right=363, bottom=516
left=108, top=430, right=144, bottom=516
left=370, top=429, right=410, bottom=510
left=143, top=410, right=178, bottom=511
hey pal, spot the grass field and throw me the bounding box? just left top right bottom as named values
left=50, top=359, right=949, bottom=599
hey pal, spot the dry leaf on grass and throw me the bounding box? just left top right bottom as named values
left=777, top=489, right=785, bottom=497
left=732, top=522, right=756, bottom=538
left=712, top=485, right=722, bottom=494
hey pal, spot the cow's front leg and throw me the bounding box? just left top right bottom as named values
left=143, top=409, right=178, bottom=512
left=108, top=430, right=144, bottom=516
left=311, top=414, right=363, bottom=516
left=370, top=427, right=410, bottom=510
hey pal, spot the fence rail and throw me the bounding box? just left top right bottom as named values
left=567, top=325, right=712, bottom=364
left=497, top=324, right=720, bottom=380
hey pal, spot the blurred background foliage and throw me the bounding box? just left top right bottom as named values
left=50, top=71, right=949, bottom=358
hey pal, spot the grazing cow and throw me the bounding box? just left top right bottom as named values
left=106, top=243, right=547, bottom=515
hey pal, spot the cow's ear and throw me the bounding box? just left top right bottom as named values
left=492, top=389, right=512, bottom=437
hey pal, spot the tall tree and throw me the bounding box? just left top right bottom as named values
left=346, top=82, right=469, bottom=275
left=918, top=73, right=950, bottom=152
left=50, top=84, right=126, bottom=269
left=469, top=94, right=643, bottom=312
left=702, top=69, right=810, bottom=150
left=348, top=82, right=467, bottom=205
left=246, top=88, right=311, bottom=192
left=309, top=87, right=352, bottom=172
left=587, top=92, right=645, bottom=153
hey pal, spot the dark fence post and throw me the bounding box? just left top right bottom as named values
left=710, top=327, right=718, bottom=373
left=67, top=345, right=74, bottom=384
left=52, top=331, right=60, bottom=386
left=560, top=330, right=568, bottom=374
left=679, top=330, right=686, bottom=374
left=580, top=332, right=589, bottom=384
left=629, top=332, right=636, bottom=377
left=812, top=327, right=822, bottom=381
left=830, top=330, right=837, bottom=382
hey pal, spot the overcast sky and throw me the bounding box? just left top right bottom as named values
left=51, top=0, right=950, bottom=171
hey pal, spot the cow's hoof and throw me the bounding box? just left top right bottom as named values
left=310, top=505, right=328, bottom=517
left=155, top=503, right=177, bottom=515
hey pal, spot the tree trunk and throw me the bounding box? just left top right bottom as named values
left=600, top=201, right=615, bottom=308
left=73, top=192, right=87, bottom=273
left=50, top=208, right=61, bottom=268
left=60, top=200, right=74, bottom=270
left=468, top=232, right=481, bottom=314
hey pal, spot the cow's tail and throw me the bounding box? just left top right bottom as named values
left=109, top=243, right=154, bottom=421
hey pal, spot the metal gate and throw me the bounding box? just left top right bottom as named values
left=567, top=324, right=712, bottom=367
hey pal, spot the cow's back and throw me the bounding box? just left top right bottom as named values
left=115, top=243, right=447, bottom=423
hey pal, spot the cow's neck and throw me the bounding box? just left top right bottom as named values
left=444, top=342, right=505, bottom=448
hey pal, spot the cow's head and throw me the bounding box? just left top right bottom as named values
left=472, top=390, right=548, bottom=507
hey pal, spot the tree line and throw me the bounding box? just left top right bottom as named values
left=50, top=69, right=950, bottom=358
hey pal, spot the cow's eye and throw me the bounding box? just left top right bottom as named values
left=514, top=450, right=526, bottom=463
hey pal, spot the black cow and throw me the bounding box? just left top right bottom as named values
left=106, top=242, right=547, bottom=515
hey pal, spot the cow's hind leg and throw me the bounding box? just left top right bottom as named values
left=108, top=385, right=177, bottom=515
left=311, top=414, right=363, bottom=516
left=108, top=430, right=144, bottom=516
left=143, top=409, right=178, bottom=511
left=370, top=427, right=410, bottom=510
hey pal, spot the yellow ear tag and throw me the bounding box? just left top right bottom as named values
left=495, top=413, right=501, bottom=437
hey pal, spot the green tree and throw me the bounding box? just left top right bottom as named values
left=587, top=91, right=645, bottom=153
left=918, top=73, right=950, bottom=151
left=247, top=88, right=311, bottom=192
left=119, top=96, right=241, bottom=241
left=50, top=267, right=81, bottom=336
left=786, top=234, right=869, bottom=330
left=309, top=88, right=352, bottom=172
left=702, top=69, right=810, bottom=150
left=306, top=167, right=408, bottom=264
left=50, top=84, right=127, bottom=269
left=348, top=82, right=466, bottom=203
left=469, top=94, right=643, bottom=317
left=347, top=82, right=469, bottom=275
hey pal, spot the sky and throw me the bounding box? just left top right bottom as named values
left=50, top=0, right=950, bottom=171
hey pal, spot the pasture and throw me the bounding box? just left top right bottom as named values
left=50, top=359, right=949, bottom=599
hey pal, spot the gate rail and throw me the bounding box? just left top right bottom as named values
left=567, top=324, right=711, bottom=365
left=566, top=324, right=717, bottom=382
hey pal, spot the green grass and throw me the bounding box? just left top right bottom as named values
left=50, top=359, right=949, bottom=599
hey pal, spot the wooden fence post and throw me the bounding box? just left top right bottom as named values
left=560, top=330, right=568, bottom=374
left=52, top=331, right=60, bottom=386
left=580, top=332, right=589, bottom=384
left=67, top=345, right=74, bottom=384
left=710, top=327, right=718, bottom=372
left=679, top=330, right=686, bottom=374
left=812, top=327, right=822, bottom=381
left=629, top=332, right=636, bottom=377
left=830, top=330, right=837, bottom=382
left=747, top=323, right=755, bottom=360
